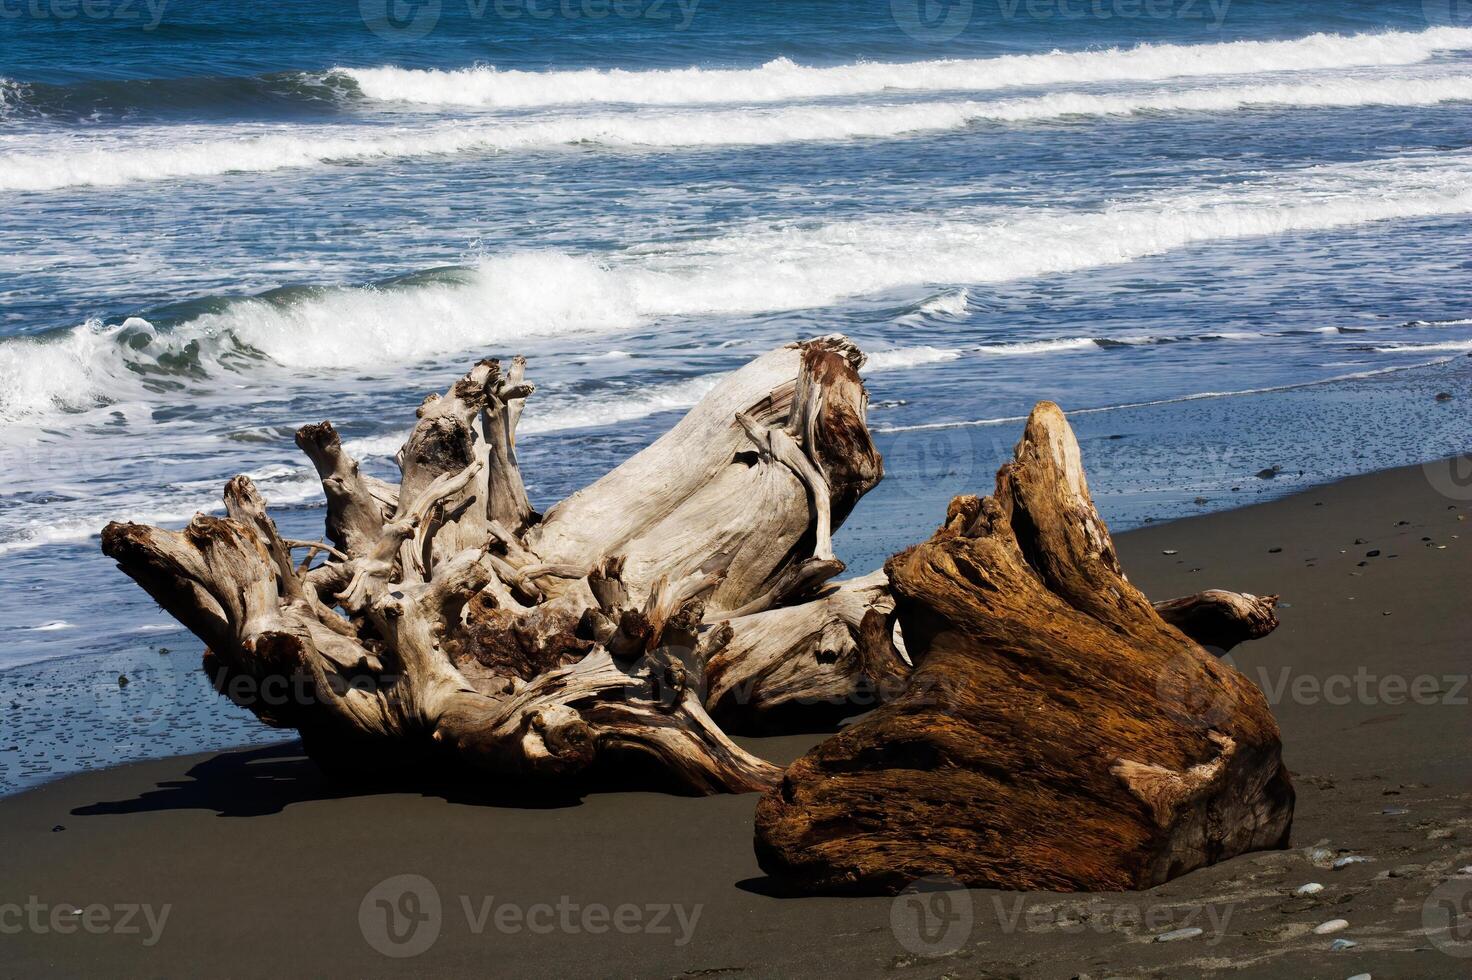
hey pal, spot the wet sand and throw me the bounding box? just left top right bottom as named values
left=1, top=460, right=1470, bottom=978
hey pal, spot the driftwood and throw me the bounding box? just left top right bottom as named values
left=753, top=402, right=1294, bottom=893
left=101, top=331, right=1287, bottom=887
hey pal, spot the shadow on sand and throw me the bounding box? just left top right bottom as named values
left=66, top=737, right=791, bottom=819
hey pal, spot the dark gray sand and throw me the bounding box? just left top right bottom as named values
left=2, top=461, right=1470, bottom=978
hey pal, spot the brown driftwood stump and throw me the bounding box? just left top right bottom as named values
left=753, top=402, right=1294, bottom=893
left=101, top=332, right=1288, bottom=867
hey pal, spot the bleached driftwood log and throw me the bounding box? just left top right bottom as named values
left=102, top=336, right=1283, bottom=817
left=753, top=403, right=1294, bottom=892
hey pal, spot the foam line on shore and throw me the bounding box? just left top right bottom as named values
left=334, top=27, right=1472, bottom=108
left=8, top=73, right=1472, bottom=193
left=872, top=356, right=1466, bottom=433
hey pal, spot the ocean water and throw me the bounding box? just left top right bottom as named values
left=2, top=0, right=1472, bottom=790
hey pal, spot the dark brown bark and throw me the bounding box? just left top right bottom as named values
left=753, top=402, right=1294, bottom=893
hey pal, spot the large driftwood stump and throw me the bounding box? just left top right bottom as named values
left=102, top=334, right=1285, bottom=841
left=754, top=402, right=1294, bottom=892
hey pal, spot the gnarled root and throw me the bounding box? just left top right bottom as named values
left=753, top=402, right=1294, bottom=892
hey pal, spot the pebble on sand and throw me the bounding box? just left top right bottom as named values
left=1313, top=919, right=1350, bottom=935
left=1152, top=927, right=1203, bottom=943
left=1345, top=974, right=1372, bottom=980
left=1332, top=856, right=1370, bottom=869
left=1330, top=939, right=1358, bottom=951
left=1295, top=882, right=1325, bottom=896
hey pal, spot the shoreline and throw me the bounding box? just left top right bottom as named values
left=1, top=448, right=1467, bottom=799
left=1, top=458, right=1470, bottom=976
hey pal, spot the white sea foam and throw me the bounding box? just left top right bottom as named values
left=9, top=74, right=1472, bottom=193
left=1371, top=338, right=1472, bottom=352
left=335, top=27, right=1472, bottom=108
left=862, top=346, right=964, bottom=372
left=902, top=288, right=970, bottom=322
left=976, top=337, right=1098, bottom=355
left=6, top=151, right=1472, bottom=425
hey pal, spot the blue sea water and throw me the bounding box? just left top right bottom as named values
left=2, top=0, right=1472, bottom=791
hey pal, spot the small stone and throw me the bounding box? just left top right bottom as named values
left=1194, top=497, right=1208, bottom=505
left=1354, top=538, right=1366, bottom=545
left=1257, top=466, right=1282, bottom=479
left=1345, top=974, right=1372, bottom=980
left=1153, top=927, right=1204, bottom=943
left=1458, top=866, right=1472, bottom=876
left=1381, top=806, right=1409, bottom=815
left=1295, top=882, right=1325, bottom=896
left=1162, top=549, right=1178, bottom=555
left=1428, top=827, right=1454, bottom=840
left=1365, top=549, right=1380, bottom=557
left=51, top=825, right=64, bottom=832
left=1436, top=391, right=1453, bottom=401
left=1308, top=847, right=1335, bottom=864
left=1333, top=856, right=1370, bottom=869
left=1330, top=938, right=1358, bottom=951
left=117, top=674, right=129, bottom=688
left=1313, top=918, right=1350, bottom=935
left=1269, top=546, right=1282, bottom=553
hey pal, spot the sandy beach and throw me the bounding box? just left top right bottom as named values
left=1, top=459, right=1468, bottom=978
